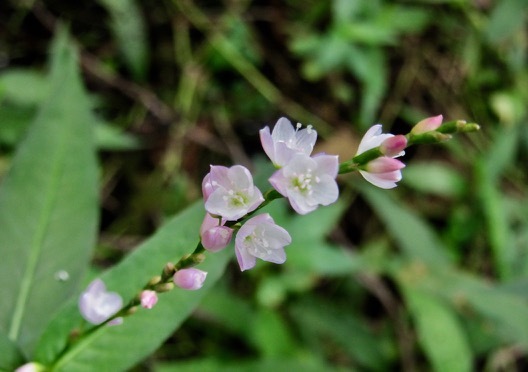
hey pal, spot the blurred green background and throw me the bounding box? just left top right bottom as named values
left=1, top=0, right=527, bottom=370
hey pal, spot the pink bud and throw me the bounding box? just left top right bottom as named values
left=15, top=363, right=44, bottom=372
left=366, top=157, right=405, bottom=174
left=380, top=135, right=407, bottom=157
left=140, top=290, right=158, bottom=309
left=202, top=226, right=233, bottom=252
left=200, top=214, right=233, bottom=252
left=173, top=268, right=207, bottom=290
left=411, top=115, right=443, bottom=135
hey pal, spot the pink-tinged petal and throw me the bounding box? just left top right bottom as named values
left=313, top=154, right=339, bottom=177
left=366, top=157, right=405, bottom=174
left=288, top=193, right=318, bottom=215
left=360, top=171, right=399, bottom=189
left=140, top=290, right=158, bottom=309
left=294, top=125, right=317, bottom=153
left=228, top=165, right=253, bottom=189
left=380, top=135, right=407, bottom=157
left=202, top=173, right=214, bottom=201
left=200, top=213, right=220, bottom=234
left=208, top=165, right=231, bottom=189
left=310, top=175, right=339, bottom=206
left=235, top=243, right=257, bottom=271
left=271, top=117, right=295, bottom=142
left=259, top=126, right=274, bottom=161
left=357, top=124, right=395, bottom=155
left=273, top=141, right=297, bottom=167
left=269, top=170, right=289, bottom=197
left=411, top=115, right=443, bottom=135
left=173, top=268, right=207, bottom=290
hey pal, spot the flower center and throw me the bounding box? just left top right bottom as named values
left=244, top=230, right=272, bottom=256
left=223, top=189, right=248, bottom=207
left=291, top=169, right=320, bottom=195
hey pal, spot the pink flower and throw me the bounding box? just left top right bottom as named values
left=411, top=115, right=443, bottom=135
left=260, top=117, right=317, bottom=167
left=361, top=157, right=406, bottom=189
left=200, top=213, right=233, bottom=252
left=173, top=268, right=208, bottom=290
left=356, top=125, right=406, bottom=189
left=202, top=165, right=264, bottom=221
left=79, top=279, right=123, bottom=325
left=140, top=290, right=158, bottom=309
left=235, top=213, right=291, bottom=271
left=269, top=153, right=339, bottom=215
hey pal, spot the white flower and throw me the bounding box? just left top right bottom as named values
left=235, top=214, right=291, bottom=271
left=203, top=165, right=264, bottom=221
left=259, top=117, right=317, bottom=167
left=79, top=279, right=123, bottom=325
left=269, top=153, right=339, bottom=215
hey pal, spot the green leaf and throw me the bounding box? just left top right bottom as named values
left=0, top=332, right=25, bottom=371
left=0, top=29, right=99, bottom=356
left=35, top=202, right=232, bottom=371
left=97, top=0, right=148, bottom=80
left=359, top=184, right=450, bottom=266
left=0, top=69, right=49, bottom=105
left=403, top=161, right=466, bottom=198
left=402, top=288, right=472, bottom=372
left=251, top=308, right=299, bottom=358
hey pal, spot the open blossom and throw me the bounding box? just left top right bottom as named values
left=356, top=125, right=405, bottom=189
left=269, top=153, right=339, bottom=215
left=79, top=279, right=123, bottom=325
left=235, top=213, right=291, bottom=271
left=203, top=165, right=264, bottom=221
left=260, top=117, right=317, bottom=167
left=140, top=290, right=158, bottom=309
left=200, top=213, right=233, bottom=252
left=173, top=268, right=207, bottom=290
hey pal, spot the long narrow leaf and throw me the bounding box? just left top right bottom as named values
left=0, top=29, right=98, bottom=355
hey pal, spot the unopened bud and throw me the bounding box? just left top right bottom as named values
left=148, top=275, right=162, bottom=286
left=162, top=262, right=175, bottom=279
left=380, top=135, right=407, bottom=157
left=411, top=115, right=443, bottom=135
left=173, top=268, right=207, bottom=290
left=126, top=306, right=138, bottom=316
left=155, top=282, right=175, bottom=293
left=140, top=290, right=158, bottom=309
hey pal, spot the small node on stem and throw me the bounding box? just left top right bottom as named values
left=155, top=282, right=175, bottom=293
left=148, top=275, right=162, bottom=287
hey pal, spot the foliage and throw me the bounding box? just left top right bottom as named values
left=0, top=0, right=527, bottom=370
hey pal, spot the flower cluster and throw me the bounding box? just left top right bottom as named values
left=201, top=118, right=341, bottom=271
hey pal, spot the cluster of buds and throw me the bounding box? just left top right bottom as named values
left=76, top=115, right=480, bottom=327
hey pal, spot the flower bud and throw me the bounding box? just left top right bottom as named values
left=411, top=115, right=443, bottom=135
left=148, top=275, right=162, bottom=286
left=15, top=363, right=45, bottom=372
left=155, top=282, right=175, bottom=293
left=173, top=268, right=207, bottom=290
left=140, top=290, right=158, bottom=309
left=380, top=135, right=407, bottom=157
left=366, top=157, right=406, bottom=174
